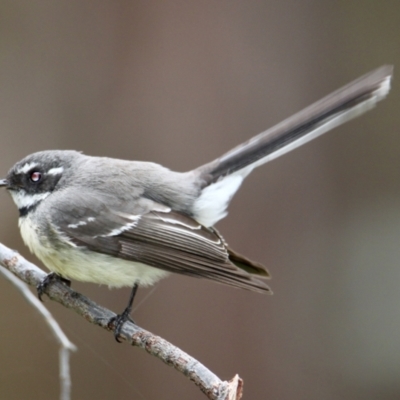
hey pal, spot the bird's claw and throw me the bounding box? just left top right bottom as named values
left=108, top=311, right=135, bottom=343
left=37, top=272, right=71, bottom=301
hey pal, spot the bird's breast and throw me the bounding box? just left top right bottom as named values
left=18, top=215, right=169, bottom=287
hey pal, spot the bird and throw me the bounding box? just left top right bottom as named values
left=0, top=65, right=392, bottom=340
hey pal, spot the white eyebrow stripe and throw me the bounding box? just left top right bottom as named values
left=16, top=162, right=38, bottom=175
left=47, top=167, right=64, bottom=175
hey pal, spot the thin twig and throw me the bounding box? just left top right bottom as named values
left=0, top=264, right=76, bottom=400
left=0, top=242, right=243, bottom=400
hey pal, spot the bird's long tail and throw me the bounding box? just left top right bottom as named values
left=192, top=66, right=393, bottom=227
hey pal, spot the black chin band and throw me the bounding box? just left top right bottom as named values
left=19, top=204, right=38, bottom=217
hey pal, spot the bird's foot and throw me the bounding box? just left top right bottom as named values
left=37, top=272, right=71, bottom=301
left=108, top=308, right=135, bottom=343
left=107, top=283, right=139, bottom=342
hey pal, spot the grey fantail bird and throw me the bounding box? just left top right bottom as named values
left=0, top=66, right=393, bottom=340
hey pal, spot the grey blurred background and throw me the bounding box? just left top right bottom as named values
left=0, top=1, right=399, bottom=399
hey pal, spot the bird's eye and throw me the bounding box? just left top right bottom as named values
left=30, top=171, right=42, bottom=183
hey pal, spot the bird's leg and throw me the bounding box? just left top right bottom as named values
left=108, top=283, right=139, bottom=342
left=37, top=272, right=71, bottom=301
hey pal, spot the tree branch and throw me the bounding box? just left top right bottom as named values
left=0, top=242, right=243, bottom=400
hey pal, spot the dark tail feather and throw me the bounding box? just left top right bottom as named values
left=197, top=65, right=393, bottom=184
left=228, top=246, right=270, bottom=277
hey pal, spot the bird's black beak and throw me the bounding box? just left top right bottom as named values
left=0, top=179, right=8, bottom=188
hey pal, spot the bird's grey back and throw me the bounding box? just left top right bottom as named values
left=56, top=152, right=201, bottom=215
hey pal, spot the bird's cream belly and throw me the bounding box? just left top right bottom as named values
left=41, top=249, right=169, bottom=288
left=19, top=216, right=169, bottom=288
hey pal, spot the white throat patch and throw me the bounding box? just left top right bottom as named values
left=10, top=190, right=50, bottom=211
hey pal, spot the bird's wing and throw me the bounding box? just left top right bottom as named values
left=51, top=191, right=270, bottom=292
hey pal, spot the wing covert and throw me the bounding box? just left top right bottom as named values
left=51, top=191, right=270, bottom=292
